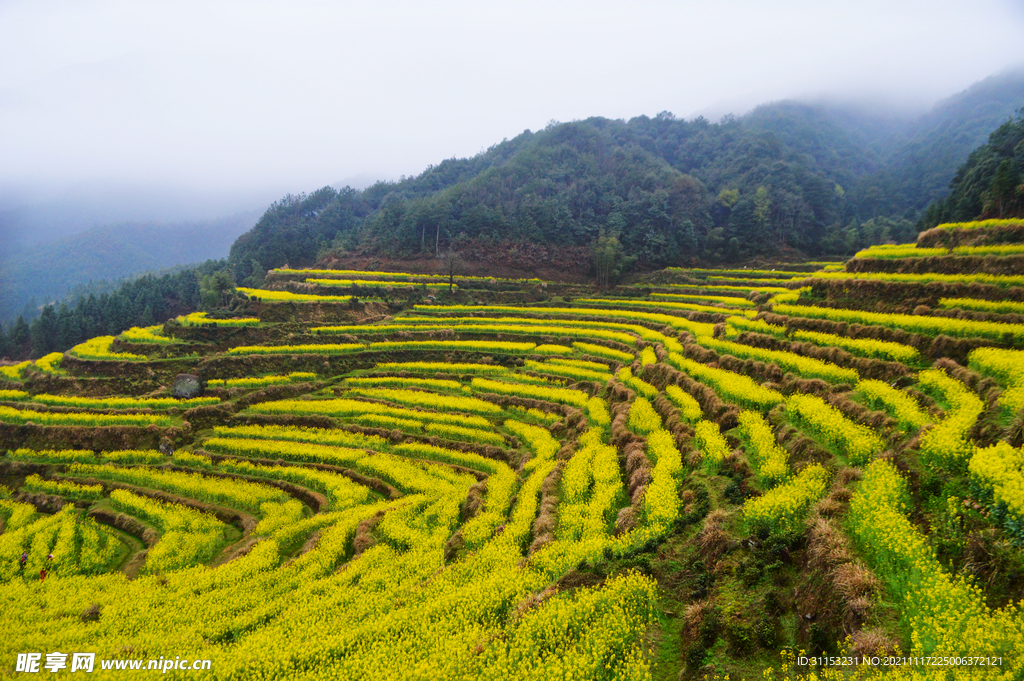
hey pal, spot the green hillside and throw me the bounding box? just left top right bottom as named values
left=229, top=71, right=1024, bottom=275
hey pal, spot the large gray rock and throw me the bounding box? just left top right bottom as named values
left=171, top=374, right=203, bottom=399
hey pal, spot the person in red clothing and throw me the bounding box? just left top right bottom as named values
left=40, top=568, right=46, bottom=582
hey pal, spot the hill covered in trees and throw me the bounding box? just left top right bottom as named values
left=920, top=108, right=1024, bottom=227
left=229, top=70, right=1024, bottom=279
left=3, top=70, right=1024, bottom=363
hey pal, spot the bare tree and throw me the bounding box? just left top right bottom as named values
left=440, top=249, right=463, bottom=292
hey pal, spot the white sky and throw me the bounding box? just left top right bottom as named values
left=2, top=0, right=1024, bottom=201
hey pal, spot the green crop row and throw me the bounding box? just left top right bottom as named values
left=791, top=329, right=920, bottom=363
left=786, top=394, right=884, bottom=465
left=856, top=379, right=932, bottom=432
left=939, top=297, right=1024, bottom=315
left=774, top=303, right=1024, bottom=342
left=968, top=346, right=1024, bottom=412
left=810, top=270, right=1024, bottom=288
left=0, top=405, right=175, bottom=428
left=575, top=297, right=758, bottom=318
left=736, top=411, right=789, bottom=483
left=744, top=464, right=828, bottom=536
left=667, top=352, right=784, bottom=412
left=696, top=336, right=860, bottom=383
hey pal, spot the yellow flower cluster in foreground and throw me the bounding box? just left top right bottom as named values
left=786, top=394, right=884, bottom=465
left=744, top=463, right=828, bottom=535
left=776, top=302, right=1024, bottom=342
left=737, top=411, right=789, bottom=482
left=697, top=336, right=860, bottom=383
left=850, top=460, right=1024, bottom=674
left=668, top=352, right=784, bottom=412
left=917, top=369, right=984, bottom=464
left=68, top=336, right=146, bottom=361
left=969, top=346, right=1024, bottom=412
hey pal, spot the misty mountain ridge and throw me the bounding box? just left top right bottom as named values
left=4, top=68, right=1024, bottom=326
left=0, top=210, right=260, bottom=323
left=227, top=68, right=1024, bottom=277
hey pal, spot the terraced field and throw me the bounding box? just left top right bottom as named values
left=2, top=221, right=1024, bottom=679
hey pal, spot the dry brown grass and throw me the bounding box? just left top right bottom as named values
left=696, top=510, right=731, bottom=563
left=628, top=467, right=652, bottom=497
left=615, top=506, right=638, bottom=535
left=828, top=487, right=854, bottom=504
left=851, top=628, right=900, bottom=658
left=833, top=562, right=880, bottom=601
left=681, top=598, right=717, bottom=642
left=813, top=496, right=843, bottom=518
left=806, top=517, right=851, bottom=571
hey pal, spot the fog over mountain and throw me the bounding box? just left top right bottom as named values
left=1, top=0, right=1023, bottom=247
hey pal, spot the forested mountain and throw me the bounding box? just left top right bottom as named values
left=4, top=70, right=1024, bottom=363
left=855, top=69, right=1024, bottom=218
left=229, top=69, right=1024, bottom=277
left=919, top=109, right=1024, bottom=226
left=0, top=263, right=219, bottom=361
